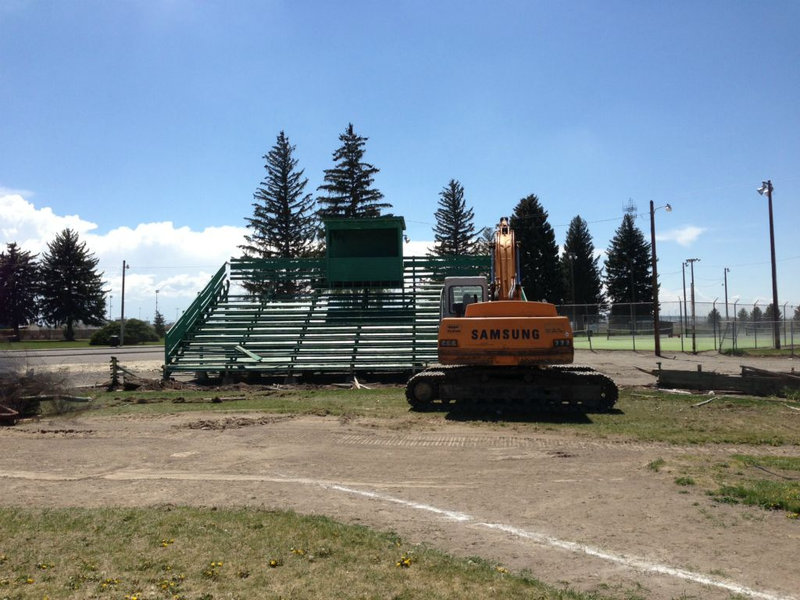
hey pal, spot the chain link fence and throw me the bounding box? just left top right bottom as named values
left=556, top=300, right=799, bottom=354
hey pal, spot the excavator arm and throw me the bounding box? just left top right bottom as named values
left=491, top=217, right=525, bottom=301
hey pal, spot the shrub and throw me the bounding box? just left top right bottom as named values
left=90, top=319, right=159, bottom=346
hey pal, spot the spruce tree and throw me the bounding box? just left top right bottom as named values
left=240, top=131, right=316, bottom=259
left=509, top=194, right=564, bottom=303
left=0, top=242, right=40, bottom=341
left=38, top=229, right=106, bottom=341
left=561, top=216, right=604, bottom=328
left=317, top=123, right=390, bottom=219
left=153, top=310, right=167, bottom=338
left=764, top=303, right=781, bottom=322
left=475, top=226, right=494, bottom=256
left=604, top=212, right=653, bottom=322
left=737, top=307, right=750, bottom=324
left=431, top=179, right=478, bottom=256
left=239, top=131, right=317, bottom=297
left=751, top=305, right=763, bottom=322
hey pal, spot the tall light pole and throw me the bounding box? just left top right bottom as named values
left=120, top=260, right=129, bottom=345
left=155, top=288, right=160, bottom=317
left=649, top=201, right=672, bottom=356
left=682, top=262, right=688, bottom=341
left=712, top=297, right=719, bottom=350
left=723, top=268, right=730, bottom=348
left=723, top=268, right=730, bottom=321
left=756, top=180, right=781, bottom=349
left=686, top=258, right=700, bottom=354
left=567, top=252, right=577, bottom=330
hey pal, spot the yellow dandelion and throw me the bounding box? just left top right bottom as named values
left=396, top=554, right=413, bottom=568
left=495, top=566, right=508, bottom=574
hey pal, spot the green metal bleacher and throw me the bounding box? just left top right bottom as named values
left=163, top=255, right=489, bottom=379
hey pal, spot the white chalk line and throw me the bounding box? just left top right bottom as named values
left=322, top=482, right=794, bottom=600
left=2, top=469, right=794, bottom=600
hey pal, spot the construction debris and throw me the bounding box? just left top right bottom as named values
left=651, top=364, right=800, bottom=398
left=0, top=403, right=19, bottom=426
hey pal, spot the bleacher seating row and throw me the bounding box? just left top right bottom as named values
left=163, top=256, right=489, bottom=379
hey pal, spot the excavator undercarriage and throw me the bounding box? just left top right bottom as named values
left=406, top=364, right=618, bottom=412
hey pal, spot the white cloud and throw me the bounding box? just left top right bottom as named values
left=657, top=225, right=706, bottom=247
left=0, top=192, right=244, bottom=321
left=0, top=193, right=97, bottom=250
left=403, top=239, right=433, bottom=256
left=0, top=192, right=447, bottom=322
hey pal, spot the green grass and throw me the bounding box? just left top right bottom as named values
left=0, top=339, right=94, bottom=350
left=572, top=334, right=798, bottom=355
left=81, top=387, right=407, bottom=421
left=653, top=454, right=800, bottom=517
left=0, top=506, right=596, bottom=600
left=55, top=387, right=800, bottom=446
left=0, top=339, right=164, bottom=351
left=709, top=455, right=800, bottom=515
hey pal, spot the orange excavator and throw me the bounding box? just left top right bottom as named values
left=405, top=217, right=617, bottom=411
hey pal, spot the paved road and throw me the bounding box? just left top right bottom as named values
left=0, top=345, right=162, bottom=364
left=0, top=346, right=165, bottom=386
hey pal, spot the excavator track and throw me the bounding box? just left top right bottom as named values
left=406, top=364, right=618, bottom=413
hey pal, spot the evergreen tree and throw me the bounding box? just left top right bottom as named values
left=153, top=310, right=167, bottom=338
left=764, top=303, right=781, bottom=322
left=509, top=194, right=564, bottom=303
left=240, top=131, right=317, bottom=297
left=560, top=216, right=604, bottom=328
left=604, top=212, right=653, bottom=321
left=317, top=123, right=390, bottom=219
left=0, top=242, right=40, bottom=341
left=707, top=307, right=722, bottom=328
left=751, top=305, right=763, bottom=322
left=475, top=226, right=494, bottom=256
left=737, top=307, right=750, bottom=323
left=240, top=131, right=316, bottom=259
left=794, top=305, right=800, bottom=322
left=431, top=179, right=478, bottom=256
left=38, top=229, right=106, bottom=341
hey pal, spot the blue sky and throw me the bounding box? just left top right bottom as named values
left=1, top=0, right=798, bottom=323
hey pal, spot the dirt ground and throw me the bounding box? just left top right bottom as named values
left=1, top=350, right=798, bottom=599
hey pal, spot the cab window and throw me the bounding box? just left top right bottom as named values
left=449, top=285, right=484, bottom=317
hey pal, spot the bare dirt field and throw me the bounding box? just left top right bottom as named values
left=1, top=349, right=798, bottom=599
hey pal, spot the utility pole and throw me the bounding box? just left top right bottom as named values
left=757, top=180, right=781, bottom=349
left=723, top=267, right=730, bottom=350
left=568, top=252, right=577, bottom=330
left=649, top=200, right=671, bottom=356
left=723, top=268, right=730, bottom=321
left=682, top=262, right=688, bottom=342
left=686, top=258, right=700, bottom=354
left=120, top=260, right=129, bottom=346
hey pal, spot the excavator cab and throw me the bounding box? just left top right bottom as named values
left=441, top=277, right=487, bottom=319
